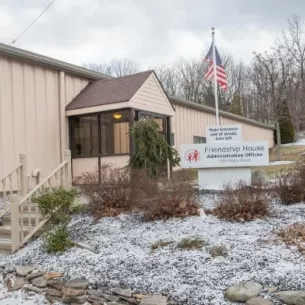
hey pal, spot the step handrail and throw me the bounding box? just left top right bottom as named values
left=10, top=150, right=72, bottom=252
left=0, top=154, right=27, bottom=220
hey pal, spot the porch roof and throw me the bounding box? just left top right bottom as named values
left=66, top=70, right=153, bottom=111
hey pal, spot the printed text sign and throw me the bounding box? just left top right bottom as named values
left=207, top=125, right=241, bottom=143
left=181, top=141, right=269, bottom=168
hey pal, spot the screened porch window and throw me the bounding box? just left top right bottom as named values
left=100, top=110, right=130, bottom=156
left=71, top=115, right=98, bottom=157
left=70, top=110, right=131, bottom=158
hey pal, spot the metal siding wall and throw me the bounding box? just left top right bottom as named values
left=0, top=55, right=90, bottom=182
left=172, top=104, right=275, bottom=150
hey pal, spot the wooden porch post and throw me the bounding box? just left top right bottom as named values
left=20, top=154, right=27, bottom=196
left=10, top=194, right=20, bottom=252
left=64, top=150, right=72, bottom=188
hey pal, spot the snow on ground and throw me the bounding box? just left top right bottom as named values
left=0, top=196, right=9, bottom=214
left=0, top=281, right=49, bottom=305
left=269, top=160, right=295, bottom=166
left=282, top=138, right=305, bottom=146
left=1, top=196, right=305, bottom=305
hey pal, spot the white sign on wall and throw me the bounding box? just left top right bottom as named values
left=180, top=141, right=269, bottom=169
left=207, top=125, right=242, bottom=143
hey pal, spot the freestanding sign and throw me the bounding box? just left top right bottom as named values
left=206, top=125, right=241, bottom=143
left=181, top=141, right=269, bottom=168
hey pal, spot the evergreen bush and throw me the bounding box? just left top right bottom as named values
left=129, top=118, right=180, bottom=177
left=32, top=187, right=76, bottom=253
left=278, top=99, right=295, bottom=144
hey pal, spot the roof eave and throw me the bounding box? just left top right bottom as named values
left=0, top=43, right=110, bottom=80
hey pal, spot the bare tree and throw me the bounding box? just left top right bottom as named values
left=84, top=59, right=139, bottom=77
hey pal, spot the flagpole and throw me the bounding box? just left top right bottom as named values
left=212, top=27, right=220, bottom=126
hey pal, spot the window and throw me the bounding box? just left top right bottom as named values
left=136, top=111, right=168, bottom=139
left=70, top=109, right=131, bottom=158
left=193, top=136, right=206, bottom=144
left=71, top=115, right=98, bottom=157
left=170, top=133, right=175, bottom=146
left=100, top=110, right=130, bottom=155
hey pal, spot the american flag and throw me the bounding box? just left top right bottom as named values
left=204, top=44, right=228, bottom=90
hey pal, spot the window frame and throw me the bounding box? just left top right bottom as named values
left=135, top=110, right=170, bottom=144
left=69, top=108, right=133, bottom=158
left=193, top=136, right=207, bottom=144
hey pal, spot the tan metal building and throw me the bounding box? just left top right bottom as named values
left=0, top=43, right=275, bottom=186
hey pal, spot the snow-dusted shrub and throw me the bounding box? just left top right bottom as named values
left=134, top=170, right=200, bottom=221
left=207, top=182, right=270, bottom=222
left=44, top=224, right=74, bottom=253
left=178, top=237, right=204, bottom=250
left=74, top=165, right=133, bottom=220
left=276, top=165, right=305, bottom=205
left=32, top=187, right=77, bottom=253
left=210, top=245, right=228, bottom=257
left=32, top=187, right=77, bottom=224
left=151, top=240, right=173, bottom=251
left=277, top=223, right=305, bottom=253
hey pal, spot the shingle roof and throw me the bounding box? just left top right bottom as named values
left=66, top=70, right=153, bottom=110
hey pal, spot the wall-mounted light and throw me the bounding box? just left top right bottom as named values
left=113, top=113, right=122, bottom=119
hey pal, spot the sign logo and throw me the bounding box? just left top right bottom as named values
left=184, top=149, right=201, bottom=163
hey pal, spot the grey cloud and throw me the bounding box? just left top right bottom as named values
left=0, top=0, right=304, bottom=68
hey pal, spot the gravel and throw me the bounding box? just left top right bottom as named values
left=1, top=195, right=305, bottom=305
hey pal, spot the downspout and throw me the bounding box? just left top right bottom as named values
left=59, top=71, right=66, bottom=162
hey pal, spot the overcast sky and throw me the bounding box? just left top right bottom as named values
left=0, top=0, right=304, bottom=70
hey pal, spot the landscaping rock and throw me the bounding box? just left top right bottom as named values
left=274, top=291, right=305, bottom=305
left=104, top=294, right=120, bottom=302
left=113, top=288, right=133, bottom=298
left=47, top=279, right=65, bottom=290
left=62, top=286, right=85, bottom=297
left=246, top=297, right=273, bottom=305
left=31, top=276, right=47, bottom=288
left=140, top=295, right=167, bottom=305
left=87, top=289, right=103, bottom=297
left=66, top=278, right=89, bottom=289
left=87, top=294, right=106, bottom=303
left=62, top=294, right=87, bottom=304
left=252, top=170, right=266, bottom=186
left=8, top=277, right=25, bottom=292
left=44, top=271, right=64, bottom=280
left=15, top=265, right=37, bottom=277
left=24, top=284, right=46, bottom=294
left=225, top=281, right=262, bottom=302
left=26, top=271, right=45, bottom=281
left=120, top=296, right=139, bottom=304
left=133, top=294, right=144, bottom=300
left=47, top=287, right=63, bottom=297
left=46, top=294, right=63, bottom=303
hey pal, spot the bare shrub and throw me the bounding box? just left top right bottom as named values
left=206, top=181, right=270, bottom=222
left=277, top=223, right=305, bottom=253
left=276, top=165, right=305, bottom=205
left=74, top=164, right=133, bottom=220
left=178, top=237, right=204, bottom=250
left=134, top=170, right=200, bottom=221
left=75, top=165, right=199, bottom=221
left=151, top=240, right=173, bottom=251
left=210, top=245, right=228, bottom=257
